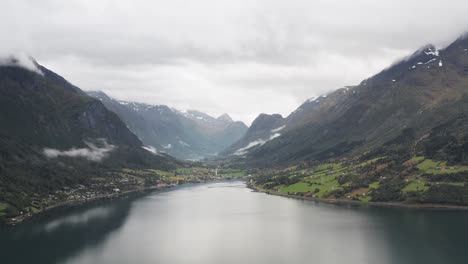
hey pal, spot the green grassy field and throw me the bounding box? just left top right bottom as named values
left=279, top=162, right=344, bottom=197
left=218, top=168, right=247, bottom=177
left=176, top=167, right=212, bottom=174
left=358, top=195, right=371, bottom=202
left=402, top=181, right=429, bottom=192
left=409, top=156, right=425, bottom=163
left=359, top=157, right=386, bottom=167
left=369, top=181, right=380, bottom=189
left=416, top=158, right=468, bottom=175
left=280, top=182, right=315, bottom=193
left=0, top=202, right=8, bottom=217
left=165, top=176, right=186, bottom=181
left=280, top=181, right=341, bottom=198
left=313, top=163, right=343, bottom=172
left=145, top=169, right=174, bottom=177
left=258, top=155, right=468, bottom=204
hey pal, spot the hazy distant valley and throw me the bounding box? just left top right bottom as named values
left=87, top=91, right=248, bottom=160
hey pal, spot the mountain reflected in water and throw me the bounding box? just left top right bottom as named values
left=0, top=196, right=136, bottom=264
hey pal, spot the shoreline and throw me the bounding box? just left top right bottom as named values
left=6, top=179, right=467, bottom=225
left=3, top=184, right=177, bottom=226
left=0, top=187, right=159, bottom=226
left=247, top=183, right=468, bottom=211
left=3, top=178, right=245, bottom=226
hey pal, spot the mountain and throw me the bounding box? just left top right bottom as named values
left=0, top=57, right=178, bottom=219
left=229, top=35, right=468, bottom=166
left=87, top=91, right=248, bottom=160
left=222, top=113, right=285, bottom=156
left=246, top=34, right=468, bottom=206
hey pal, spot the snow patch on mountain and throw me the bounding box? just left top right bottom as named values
left=424, top=48, right=439, bottom=57
left=269, top=133, right=281, bottom=140
left=162, top=144, right=172, bottom=149
left=233, top=133, right=281, bottom=156
left=178, top=140, right=191, bottom=147
left=425, top=58, right=437, bottom=64
left=234, top=140, right=265, bottom=156
left=142, top=145, right=158, bottom=154
left=306, top=92, right=332, bottom=104
left=271, top=125, right=285, bottom=133
left=175, top=109, right=213, bottom=123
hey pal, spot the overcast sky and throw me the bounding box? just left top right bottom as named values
left=2, top=0, right=468, bottom=124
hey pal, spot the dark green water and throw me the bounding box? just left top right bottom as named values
left=1, top=181, right=468, bottom=264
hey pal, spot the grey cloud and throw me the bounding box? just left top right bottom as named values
left=4, top=0, right=468, bottom=124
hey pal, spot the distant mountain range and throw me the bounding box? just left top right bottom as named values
left=225, top=34, right=468, bottom=167
left=87, top=91, right=248, bottom=160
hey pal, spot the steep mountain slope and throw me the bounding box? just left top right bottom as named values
left=232, top=35, right=468, bottom=166
left=247, top=34, right=468, bottom=206
left=222, top=114, right=285, bottom=156
left=88, top=91, right=248, bottom=160
left=0, top=58, right=177, bottom=219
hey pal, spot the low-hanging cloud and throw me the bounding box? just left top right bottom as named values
left=43, top=139, right=116, bottom=162
left=0, top=53, right=43, bottom=75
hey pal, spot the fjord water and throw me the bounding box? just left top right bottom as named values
left=1, top=181, right=468, bottom=264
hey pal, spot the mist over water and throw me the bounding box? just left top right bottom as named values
left=1, top=181, right=468, bottom=264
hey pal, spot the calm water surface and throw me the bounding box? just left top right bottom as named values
left=1, top=181, right=468, bottom=264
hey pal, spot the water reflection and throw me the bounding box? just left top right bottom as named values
left=0, top=196, right=135, bottom=264
left=364, top=208, right=468, bottom=264
left=43, top=206, right=117, bottom=232
left=1, top=182, right=468, bottom=264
